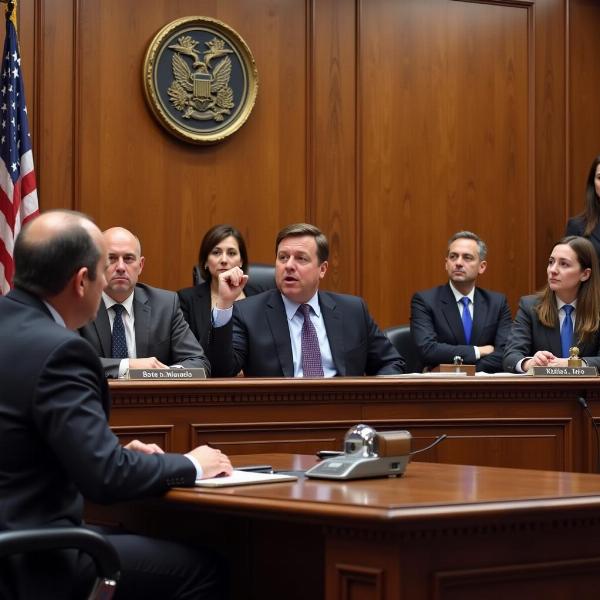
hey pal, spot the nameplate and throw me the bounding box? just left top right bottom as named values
left=530, top=366, right=598, bottom=377
left=126, top=368, right=207, bottom=380
left=433, top=364, right=476, bottom=376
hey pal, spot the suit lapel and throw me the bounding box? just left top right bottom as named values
left=133, top=286, right=151, bottom=358
left=94, top=301, right=112, bottom=357
left=441, top=284, right=465, bottom=344
left=470, top=288, right=487, bottom=344
left=265, top=291, right=295, bottom=377
left=320, top=292, right=345, bottom=375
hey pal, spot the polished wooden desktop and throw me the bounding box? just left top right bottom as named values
left=108, top=376, right=600, bottom=473
left=90, top=453, right=600, bottom=600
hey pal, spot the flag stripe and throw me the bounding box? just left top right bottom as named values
left=0, top=17, right=39, bottom=294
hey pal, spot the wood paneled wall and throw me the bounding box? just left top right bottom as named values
left=15, top=0, right=600, bottom=328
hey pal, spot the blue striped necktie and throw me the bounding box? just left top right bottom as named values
left=561, top=304, right=574, bottom=359
left=460, top=296, right=472, bottom=344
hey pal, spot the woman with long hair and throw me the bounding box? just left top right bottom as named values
left=503, top=236, right=600, bottom=372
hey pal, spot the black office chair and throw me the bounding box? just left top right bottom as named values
left=0, top=527, right=120, bottom=599
left=192, top=262, right=276, bottom=296
left=384, top=324, right=422, bottom=373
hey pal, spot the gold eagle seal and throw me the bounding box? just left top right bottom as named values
left=143, top=16, right=258, bottom=144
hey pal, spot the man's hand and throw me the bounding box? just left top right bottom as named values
left=188, top=445, right=233, bottom=479
left=124, top=439, right=165, bottom=454
left=216, top=267, right=249, bottom=310
left=523, top=350, right=556, bottom=371
left=129, top=357, right=169, bottom=369
left=477, top=345, right=495, bottom=357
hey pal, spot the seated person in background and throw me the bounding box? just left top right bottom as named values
left=410, top=231, right=512, bottom=373
left=0, top=210, right=231, bottom=599
left=207, top=223, right=405, bottom=377
left=503, top=235, right=600, bottom=372
left=178, top=224, right=249, bottom=350
left=80, top=226, right=210, bottom=378
left=565, top=155, right=600, bottom=259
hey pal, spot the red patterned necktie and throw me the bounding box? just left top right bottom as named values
left=299, top=303, right=324, bottom=377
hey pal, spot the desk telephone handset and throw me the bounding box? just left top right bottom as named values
left=306, top=424, right=447, bottom=480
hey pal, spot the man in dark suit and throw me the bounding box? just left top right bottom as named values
left=80, top=226, right=210, bottom=378
left=0, top=210, right=232, bottom=599
left=207, top=223, right=404, bottom=377
left=410, top=231, right=512, bottom=373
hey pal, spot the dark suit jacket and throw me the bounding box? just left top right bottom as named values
left=207, top=289, right=405, bottom=377
left=410, top=284, right=512, bottom=372
left=0, top=289, right=196, bottom=594
left=80, top=283, right=210, bottom=378
left=503, top=294, right=600, bottom=372
left=178, top=281, right=213, bottom=350
left=565, top=216, right=600, bottom=260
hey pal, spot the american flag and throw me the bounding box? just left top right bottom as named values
left=0, top=12, right=38, bottom=295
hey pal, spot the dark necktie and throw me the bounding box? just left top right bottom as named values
left=299, top=304, right=324, bottom=377
left=111, top=304, right=128, bottom=359
left=460, top=296, right=472, bottom=344
left=561, top=304, right=574, bottom=359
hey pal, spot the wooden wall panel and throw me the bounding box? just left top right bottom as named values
left=15, top=0, right=600, bottom=329
left=361, top=0, right=531, bottom=327
left=568, top=0, right=600, bottom=222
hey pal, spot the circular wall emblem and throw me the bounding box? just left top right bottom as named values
left=143, top=16, right=258, bottom=144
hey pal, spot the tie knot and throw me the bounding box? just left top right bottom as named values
left=563, top=304, right=574, bottom=316
left=112, top=304, right=125, bottom=316
left=299, top=304, right=311, bottom=318
left=460, top=296, right=470, bottom=308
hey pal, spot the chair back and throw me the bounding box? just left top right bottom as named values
left=0, top=527, right=120, bottom=600
left=384, top=324, right=422, bottom=373
left=192, top=263, right=276, bottom=296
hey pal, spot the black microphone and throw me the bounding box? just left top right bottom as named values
left=578, top=396, right=600, bottom=474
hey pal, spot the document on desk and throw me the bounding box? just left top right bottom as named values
left=195, top=470, right=297, bottom=488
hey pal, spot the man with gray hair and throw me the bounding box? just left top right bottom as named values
left=410, top=231, right=512, bottom=372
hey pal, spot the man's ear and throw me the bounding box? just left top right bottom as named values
left=139, top=256, right=145, bottom=274
left=478, top=260, right=488, bottom=275
left=319, top=260, right=328, bottom=279
left=73, top=267, right=88, bottom=298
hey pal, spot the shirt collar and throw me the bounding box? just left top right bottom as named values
left=281, top=291, right=321, bottom=321
left=43, top=301, right=66, bottom=326
left=448, top=281, right=475, bottom=304
left=557, top=297, right=577, bottom=311
left=103, top=290, right=135, bottom=315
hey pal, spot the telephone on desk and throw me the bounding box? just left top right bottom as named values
left=305, top=424, right=447, bottom=480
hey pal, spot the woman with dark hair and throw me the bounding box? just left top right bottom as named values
left=503, top=236, right=600, bottom=372
left=178, top=224, right=249, bottom=349
left=565, top=155, right=600, bottom=258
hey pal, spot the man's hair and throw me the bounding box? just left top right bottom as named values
left=13, top=210, right=100, bottom=297
left=275, top=223, right=329, bottom=264
left=447, top=231, right=488, bottom=260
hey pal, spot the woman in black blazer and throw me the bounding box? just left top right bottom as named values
left=178, top=224, right=249, bottom=349
left=565, top=155, right=600, bottom=258
left=503, top=236, right=600, bottom=372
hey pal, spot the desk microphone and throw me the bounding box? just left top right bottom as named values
left=578, top=396, right=600, bottom=474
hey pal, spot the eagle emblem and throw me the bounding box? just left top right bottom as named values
left=143, top=16, right=258, bottom=144
left=168, top=35, right=235, bottom=122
